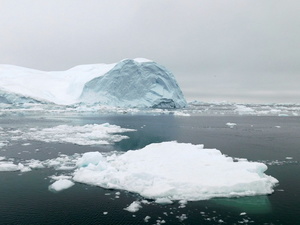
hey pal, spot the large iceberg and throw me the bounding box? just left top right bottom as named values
left=0, top=58, right=187, bottom=108
left=79, top=59, right=187, bottom=108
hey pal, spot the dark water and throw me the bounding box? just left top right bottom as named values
left=0, top=114, right=299, bottom=224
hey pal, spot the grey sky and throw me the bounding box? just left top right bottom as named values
left=1, top=0, right=299, bottom=103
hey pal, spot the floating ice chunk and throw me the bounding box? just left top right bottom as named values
left=123, top=201, right=142, bottom=213
left=144, top=216, right=151, bottom=222
left=22, top=143, right=31, bottom=146
left=73, top=142, right=278, bottom=201
left=155, top=198, right=173, bottom=204
left=0, top=156, right=5, bottom=161
left=0, top=142, right=7, bottom=148
left=49, top=179, right=75, bottom=192
left=0, top=161, right=22, bottom=172
left=285, top=157, right=293, bottom=160
left=177, top=214, right=187, bottom=222
left=26, top=159, right=45, bottom=169
left=49, top=175, right=73, bottom=180
left=173, top=111, right=191, bottom=117
left=226, top=122, right=237, bottom=128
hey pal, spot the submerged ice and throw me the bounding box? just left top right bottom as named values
left=73, top=142, right=278, bottom=201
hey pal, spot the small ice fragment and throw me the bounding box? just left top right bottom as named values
left=275, top=126, right=281, bottom=128
left=103, top=212, right=108, bottom=215
left=49, top=179, right=75, bottom=192
left=285, top=157, right=293, bottom=160
left=144, top=216, right=151, bottom=222
left=49, top=175, right=72, bottom=181
left=0, top=156, right=5, bottom=161
left=240, top=212, right=247, bottom=215
left=22, top=143, right=31, bottom=146
left=141, top=200, right=150, bottom=204
left=177, top=214, right=187, bottom=222
left=226, top=122, right=237, bottom=128
left=178, top=199, right=187, bottom=208
left=124, top=201, right=142, bottom=213
left=155, top=198, right=173, bottom=204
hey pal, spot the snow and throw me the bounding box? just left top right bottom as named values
left=0, top=58, right=187, bottom=108
left=73, top=141, right=278, bottom=201
left=48, top=179, right=75, bottom=192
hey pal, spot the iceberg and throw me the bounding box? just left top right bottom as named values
left=73, top=142, right=278, bottom=201
left=79, top=59, right=187, bottom=108
left=0, top=59, right=187, bottom=108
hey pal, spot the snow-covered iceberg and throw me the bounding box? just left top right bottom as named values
left=0, top=58, right=187, bottom=108
left=73, top=142, right=278, bottom=201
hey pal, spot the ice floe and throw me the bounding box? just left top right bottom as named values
left=73, top=141, right=278, bottom=201
left=1, top=123, right=136, bottom=147
left=21, top=123, right=135, bottom=145
left=124, top=201, right=143, bottom=213
left=49, top=179, right=75, bottom=192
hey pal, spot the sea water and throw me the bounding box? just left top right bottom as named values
left=0, top=113, right=299, bottom=224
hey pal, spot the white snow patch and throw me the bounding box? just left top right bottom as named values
left=73, top=142, right=278, bottom=201
left=49, top=179, right=75, bottom=192
left=123, top=201, right=142, bottom=213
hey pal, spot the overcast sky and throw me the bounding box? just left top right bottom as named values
left=1, top=0, right=299, bottom=103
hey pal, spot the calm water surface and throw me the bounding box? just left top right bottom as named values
left=0, top=114, right=299, bottom=225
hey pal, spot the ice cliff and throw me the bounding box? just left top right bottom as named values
left=0, top=59, right=187, bottom=108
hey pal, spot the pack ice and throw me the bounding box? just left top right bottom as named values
left=0, top=58, right=187, bottom=108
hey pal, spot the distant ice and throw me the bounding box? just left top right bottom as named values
left=226, top=122, right=237, bottom=128
left=73, top=142, right=278, bottom=201
left=10, top=123, right=136, bottom=146
left=49, top=179, right=75, bottom=192
left=173, top=111, right=191, bottom=117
